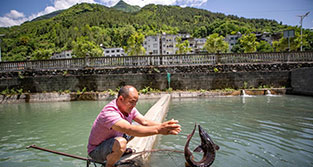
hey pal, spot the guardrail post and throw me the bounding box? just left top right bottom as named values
left=84, top=56, right=90, bottom=68
left=26, top=56, right=31, bottom=70
left=215, top=53, right=220, bottom=64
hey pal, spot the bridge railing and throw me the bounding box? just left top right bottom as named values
left=1, top=51, right=312, bottom=71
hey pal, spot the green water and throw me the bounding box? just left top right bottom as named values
left=149, top=95, right=313, bottom=167
left=0, top=99, right=157, bottom=167
left=1, top=96, right=313, bottom=167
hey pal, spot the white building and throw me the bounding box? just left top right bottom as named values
left=189, top=38, right=207, bottom=53
left=143, top=33, right=205, bottom=55
left=225, top=33, right=242, bottom=51
left=225, top=32, right=275, bottom=52
left=102, top=48, right=126, bottom=57
left=51, top=50, right=73, bottom=59
left=144, top=35, right=161, bottom=55
left=161, top=34, right=177, bottom=55
left=255, top=32, right=272, bottom=44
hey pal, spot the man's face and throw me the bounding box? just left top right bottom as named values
left=119, top=88, right=138, bottom=115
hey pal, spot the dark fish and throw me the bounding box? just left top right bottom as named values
left=184, top=124, right=220, bottom=167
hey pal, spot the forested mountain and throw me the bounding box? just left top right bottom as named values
left=0, top=2, right=311, bottom=61
left=31, top=10, right=65, bottom=22
left=112, top=0, right=140, bottom=13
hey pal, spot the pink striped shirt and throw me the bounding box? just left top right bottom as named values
left=87, top=99, right=141, bottom=154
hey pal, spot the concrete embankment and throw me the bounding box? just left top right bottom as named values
left=1, top=63, right=312, bottom=93
left=290, top=67, right=313, bottom=96
left=0, top=89, right=288, bottom=104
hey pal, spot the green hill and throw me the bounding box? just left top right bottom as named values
left=31, top=10, right=65, bottom=22
left=112, top=0, right=140, bottom=13
left=0, top=2, right=311, bottom=61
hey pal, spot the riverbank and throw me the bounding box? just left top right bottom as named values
left=0, top=88, right=288, bottom=104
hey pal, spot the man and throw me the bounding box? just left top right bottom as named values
left=87, top=85, right=181, bottom=167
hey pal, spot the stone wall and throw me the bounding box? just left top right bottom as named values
left=290, top=67, right=313, bottom=96
left=1, top=62, right=312, bottom=93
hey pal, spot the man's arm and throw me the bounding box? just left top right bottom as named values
left=133, top=114, right=160, bottom=126
left=112, top=119, right=181, bottom=137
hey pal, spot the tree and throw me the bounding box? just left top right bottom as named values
left=273, top=31, right=308, bottom=52
left=203, top=33, right=228, bottom=53
left=72, top=36, right=103, bottom=58
left=231, top=43, right=244, bottom=53
left=257, top=41, right=273, bottom=52
left=32, top=48, right=53, bottom=60
left=175, top=37, right=192, bottom=54
left=124, top=32, right=146, bottom=56
left=238, top=33, right=259, bottom=53
left=193, top=26, right=207, bottom=38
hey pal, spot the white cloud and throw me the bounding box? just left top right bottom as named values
left=100, top=0, right=207, bottom=8
left=0, top=16, right=28, bottom=27
left=5, top=10, right=25, bottom=19
left=122, top=0, right=176, bottom=7
left=176, top=0, right=207, bottom=7
left=0, top=0, right=208, bottom=27
left=0, top=0, right=97, bottom=27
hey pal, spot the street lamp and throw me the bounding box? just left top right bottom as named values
left=297, top=12, right=310, bottom=51
left=0, top=34, right=5, bottom=62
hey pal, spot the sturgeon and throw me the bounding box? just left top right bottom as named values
left=184, top=124, right=220, bottom=167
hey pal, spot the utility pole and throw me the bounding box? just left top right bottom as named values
left=0, top=34, right=5, bottom=62
left=297, top=12, right=310, bottom=51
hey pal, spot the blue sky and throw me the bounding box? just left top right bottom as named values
left=1, top=0, right=312, bottom=29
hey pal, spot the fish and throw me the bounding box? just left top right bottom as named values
left=184, top=124, right=220, bottom=167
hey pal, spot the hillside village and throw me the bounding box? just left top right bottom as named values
left=1, top=1, right=313, bottom=61
left=52, top=31, right=278, bottom=59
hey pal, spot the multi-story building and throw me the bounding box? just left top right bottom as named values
left=191, top=38, right=207, bottom=53
left=161, top=34, right=177, bottom=55
left=50, top=50, right=74, bottom=59
left=255, top=32, right=272, bottom=44
left=225, top=32, right=242, bottom=51
left=102, top=48, right=126, bottom=57
left=144, top=35, right=161, bottom=55
left=225, top=32, right=275, bottom=52
left=143, top=33, right=206, bottom=55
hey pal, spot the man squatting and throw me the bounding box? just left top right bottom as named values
left=88, top=85, right=181, bottom=167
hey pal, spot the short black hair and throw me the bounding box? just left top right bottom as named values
left=117, top=85, right=135, bottom=98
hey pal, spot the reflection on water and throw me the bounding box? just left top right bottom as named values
left=149, top=95, right=313, bottom=167
left=0, top=99, right=156, bottom=167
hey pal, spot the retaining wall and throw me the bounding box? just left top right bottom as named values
left=1, top=63, right=312, bottom=93
left=290, top=67, right=313, bottom=96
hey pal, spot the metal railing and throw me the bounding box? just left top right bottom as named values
left=1, top=51, right=313, bottom=71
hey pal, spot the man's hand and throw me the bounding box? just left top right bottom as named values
left=112, top=119, right=181, bottom=137
left=158, top=119, right=181, bottom=135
